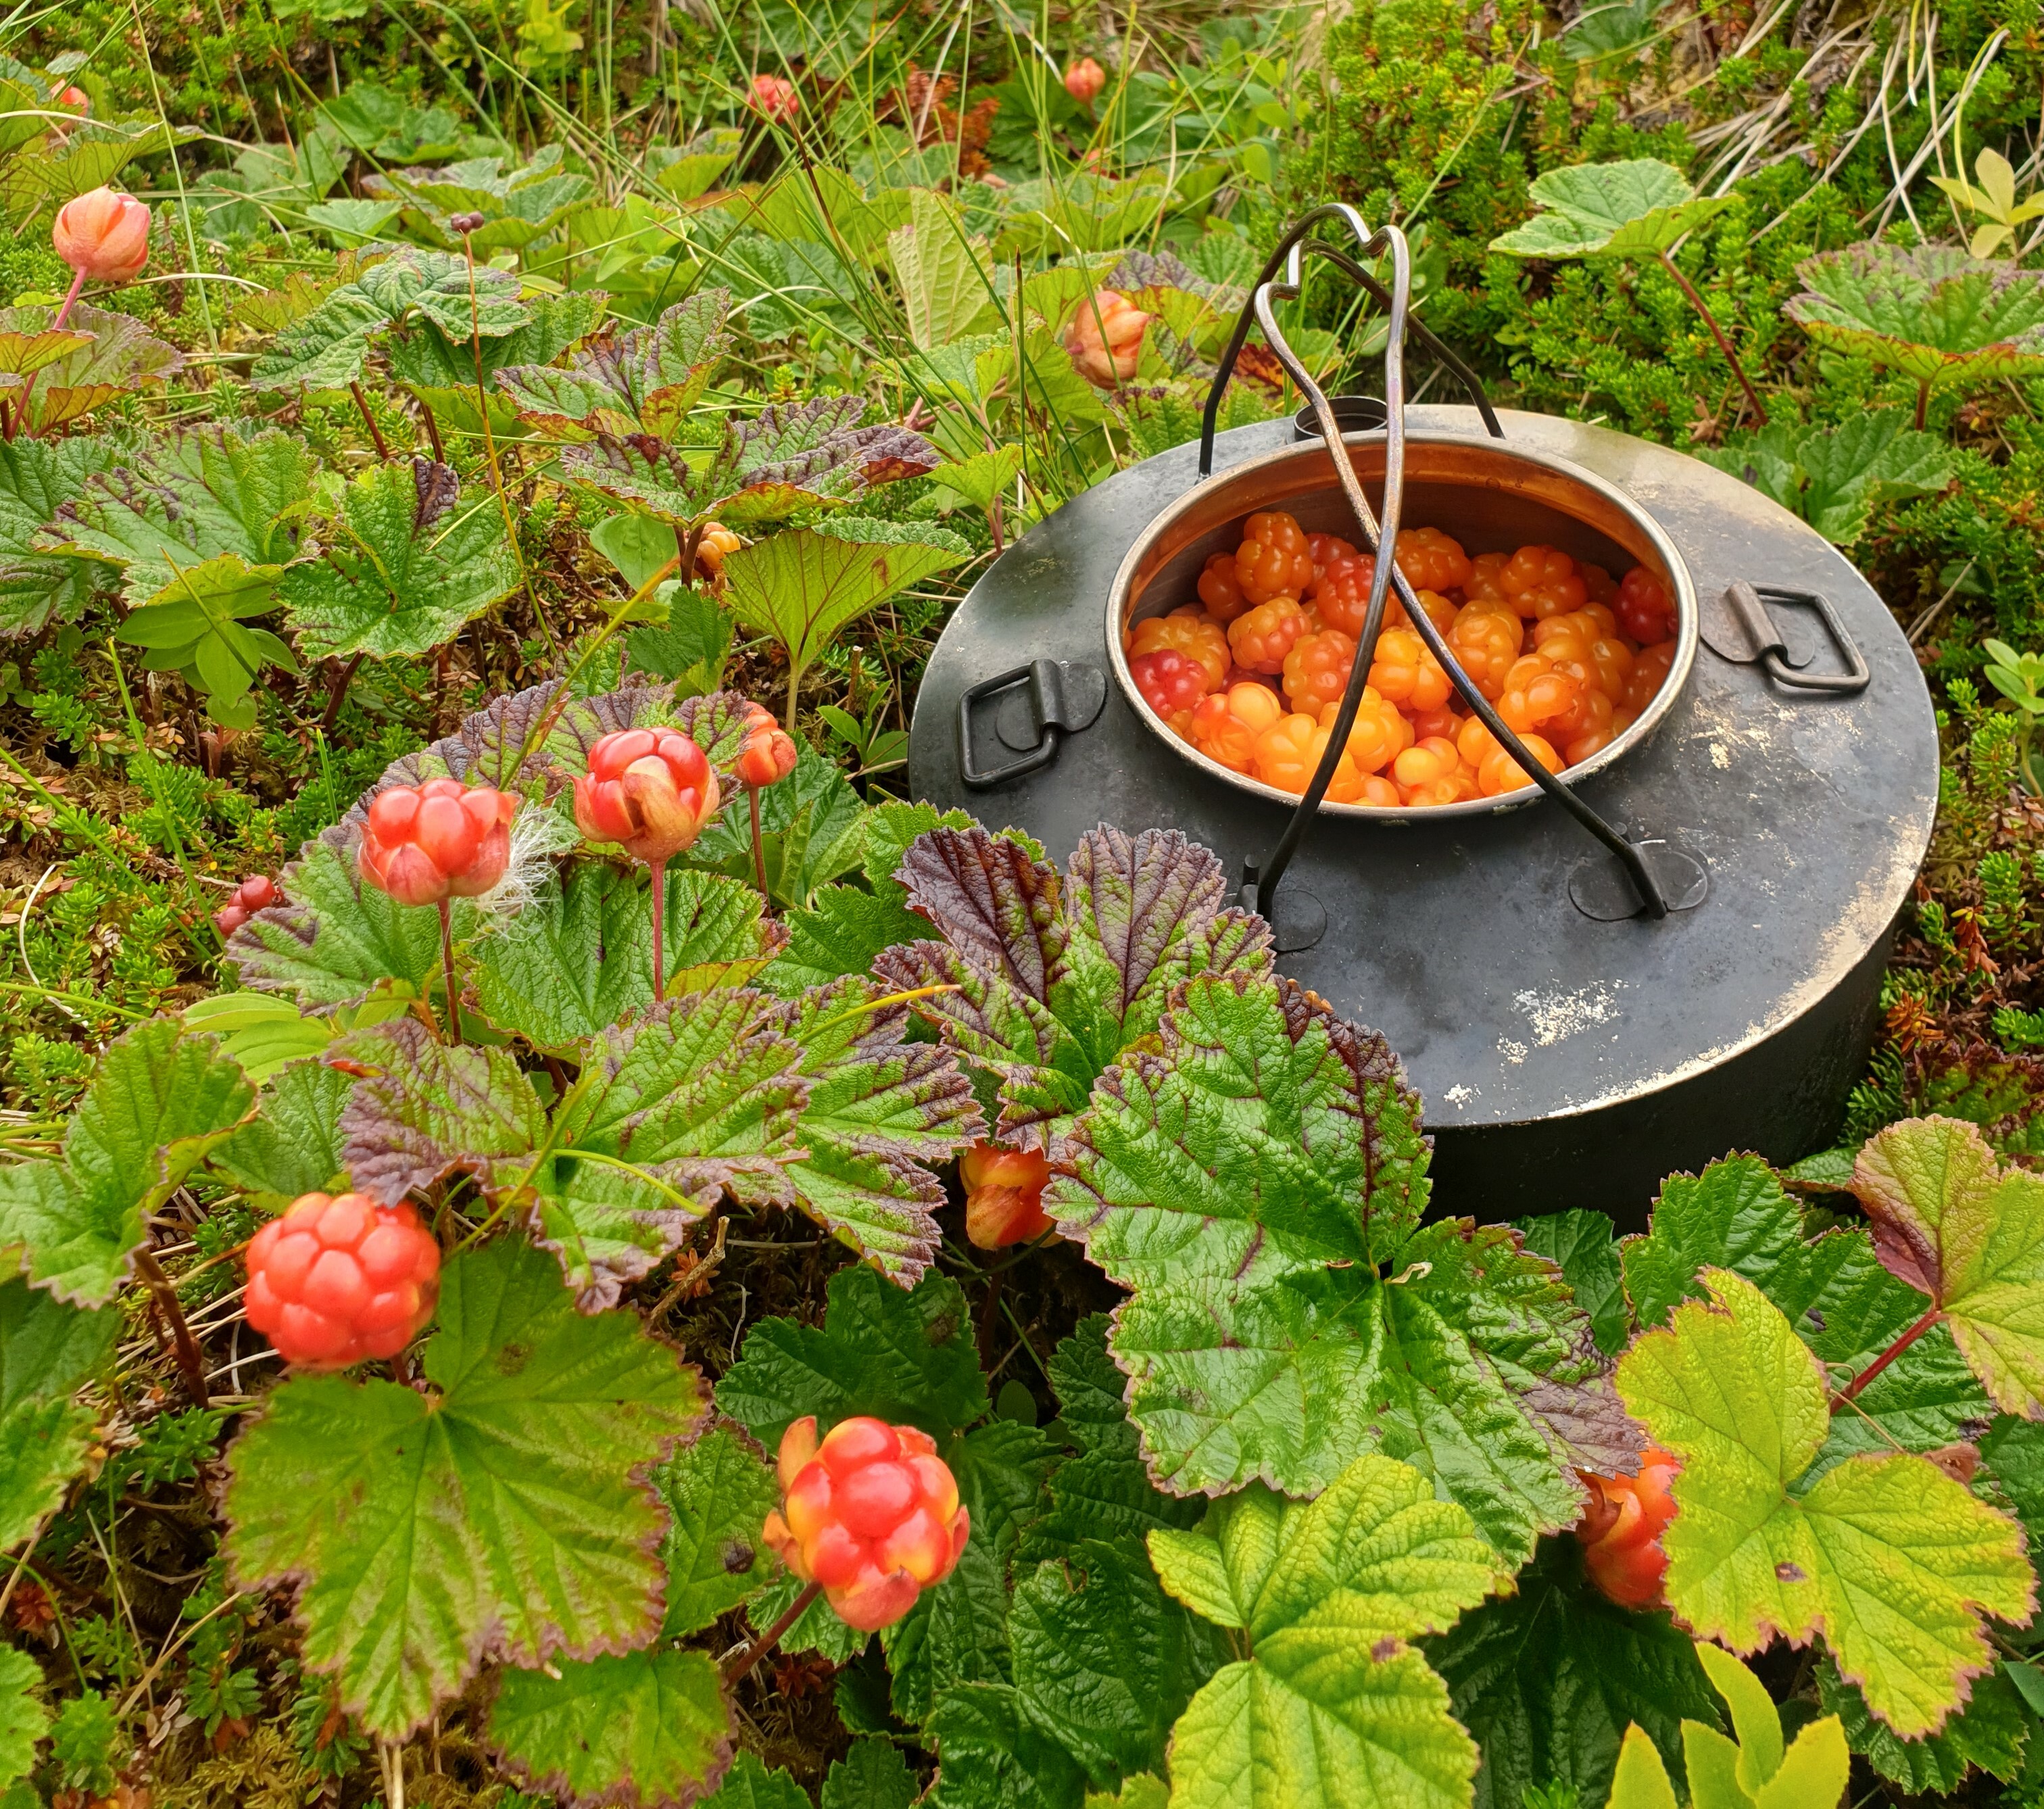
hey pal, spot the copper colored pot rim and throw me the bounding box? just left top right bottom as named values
left=1103, top=429, right=1700, bottom=822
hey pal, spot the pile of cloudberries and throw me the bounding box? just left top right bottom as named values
left=1124, top=512, right=1679, bottom=806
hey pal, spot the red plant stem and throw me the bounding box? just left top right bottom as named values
left=130, top=1248, right=210, bottom=1409
left=1833, top=1304, right=1943, bottom=1409
left=1655, top=250, right=1766, bottom=425
left=748, top=785, right=767, bottom=901
left=320, top=651, right=366, bottom=733
left=437, top=898, right=462, bottom=1045
left=1915, top=379, right=1931, bottom=433
left=723, top=1579, right=821, bottom=1687
left=6, top=267, right=88, bottom=442
left=650, top=857, right=666, bottom=1003
left=350, top=381, right=393, bottom=461
left=419, top=397, right=445, bottom=464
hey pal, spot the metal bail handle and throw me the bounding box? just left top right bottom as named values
left=957, top=658, right=1106, bottom=789
left=1210, top=204, right=1699, bottom=925
left=1701, top=582, right=1872, bottom=696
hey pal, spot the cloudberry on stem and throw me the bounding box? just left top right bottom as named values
left=960, top=1142, right=1054, bottom=1249
left=760, top=1416, right=970, bottom=1635
left=245, top=1192, right=441, bottom=1370
left=1574, top=1447, right=1680, bottom=1608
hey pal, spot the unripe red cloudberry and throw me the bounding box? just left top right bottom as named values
left=1064, top=56, right=1106, bottom=105
left=750, top=74, right=799, bottom=122
left=762, top=1416, right=970, bottom=1632
left=358, top=778, right=518, bottom=909
left=735, top=702, right=798, bottom=790
left=213, top=873, right=278, bottom=938
left=960, top=1142, right=1054, bottom=1249
left=573, top=728, right=720, bottom=866
left=1574, top=1445, right=1680, bottom=1608
left=245, top=1192, right=441, bottom=1370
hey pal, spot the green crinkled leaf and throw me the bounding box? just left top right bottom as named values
left=764, top=975, right=985, bottom=1284
left=250, top=247, right=529, bottom=391
left=1050, top=971, right=1609, bottom=1558
left=874, top=824, right=1272, bottom=1155
left=279, top=458, right=519, bottom=660
left=206, top=1059, right=354, bottom=1203
left=335, top=1018, right=548, bottom=1206
left=0, top=1278, right=116, bottom=1549
left=47, top=426, right=315, bottom=607
left=0, top=1019, right=256, bottom=1305
left=1615, top=1267, right=2035, bottom=1737
left=654, top=1423, right=779, bottom=1639
left=1623, top=1155, right=1805, bottom=1330
left=0, top=304, right=182, bottom=433
left=1010, top=1537, right=1226, bottom=1788
left=881, top=1419, right=1058, bottom=1721
left=1488, top=159, right=1733, bottom=259
left=823, top=1738, right=917, bottom=1809
left=1515, top=1209, right=1630, bottom=1355
left=487, top=1647, right=732, bottom=1809
left=1848, top=1115, right=2044, bottom=1416
left=717, top=1265, right=988, bottom=1449
left=535, top=990, right=806, bottom=1304
left=385, top=287, right=610, bottom=395
left=1818, top=1656, right=2028, bottom=1793
left=224, top=1236, right=705, bottom=1739
left=0, top=437, right=114, bottom=635
left=699, top=1750, right=809, bottom=1808
left=0, top=1648, right=46, bottom=1789
left=1698, top=408, right=1956, bottom=546
left=1424, top=1537, right=1720, bottom=1809
left=719, top=517, right=970, bottom=698
left=762, top=884, right=929, bottom=996
left=1786, top=244, right=2044, bottom=389
left=497, top=290, right=731, bottom=440
left=925, top=1683, right=1088, bottom=1809
left=473, top=862, right=775, bottom=1051
left=1156, top=1452, right=1506, bottom=1809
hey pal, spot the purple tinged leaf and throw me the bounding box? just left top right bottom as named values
left=895, top=826, right=1067, bottom=1003
left=495, top=291, right=731, bottom=441
left=411, top=456, right=459, bottom=533
left=332, top=1019, right=547, bottom=1205
left=1849, top=1115, right=2000, bottom=1303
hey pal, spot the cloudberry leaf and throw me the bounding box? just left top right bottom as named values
left=1515, top=1209, right=1629, bottom=1355
left=1488, top=159, right=1733, bottom=259
left=496, top=290, right=731, bottom=441
left=0, top=1649, right=45, bottom=1789
left=1620, top=1155, right=1991, bottom=1472
left=279, top=460, right=519, bottom=661
left=1424, top=1537, right=1719, bottom=1809
left=717, top=1264, right=988, bottom=1448
left=557, top=395, right=938, bottom=530
left=335, top=1019, right=547, bottom=1205
left=1085, top=1781, right=1167, bottom=1809
left=1786, top=245, right=2044, bottom=389
left=0, top=437, right=118, bottom=635
left=925, top=1683, right=1088, bottom=1809
left=226, top=836, right=481, bottom=1013
left=688, top=739, right=870, bottom=911
left=207, top=1059, right=353, bottom=1205
left=653, top=1424, right=779, bottom=1639
left=224, top=1235, right=704, bottom=1739
left=874, top=825, right=1273, bottom=1155
left=384, top=287, right=609, bottom=397
left=699, top=1752, right=809, bottom=1808
left=487, top=1648, right=732, bottom=1809
left=474, top=863, right=778, bottom=1051
left=0, top=1278, right=116, bottom=1548
left=0, top=1019, right=256, bottom=1305
left=1848, top=1115, right=2044, bottom=1415
left=535, top=990, right=806, bottom=1303
left=1697, top=409, right=1955, bottom=546
left=1050, top=972, right=1607, bottom=1557
left=881, top=1420, right=1058, bottom=1722
left=250, top=247, right=527, bottom=391
left=1818, top=1656, right=2028, bottom=1793
left=716, top=518, right=969, bottom=724
left=1008, top=1536, right=1226, bottom=1789
left=47, top=427, right=315, bottom=607
left=1615, top=1268, right=2035, bottom=1736
left=3, top=304, right=182, bottom=435
left=1156, top=1452, right=1507, bottom=1809
left=764, top=976, right=986, bottom=1284
left=823, top=1738, right=917, bottom=1809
